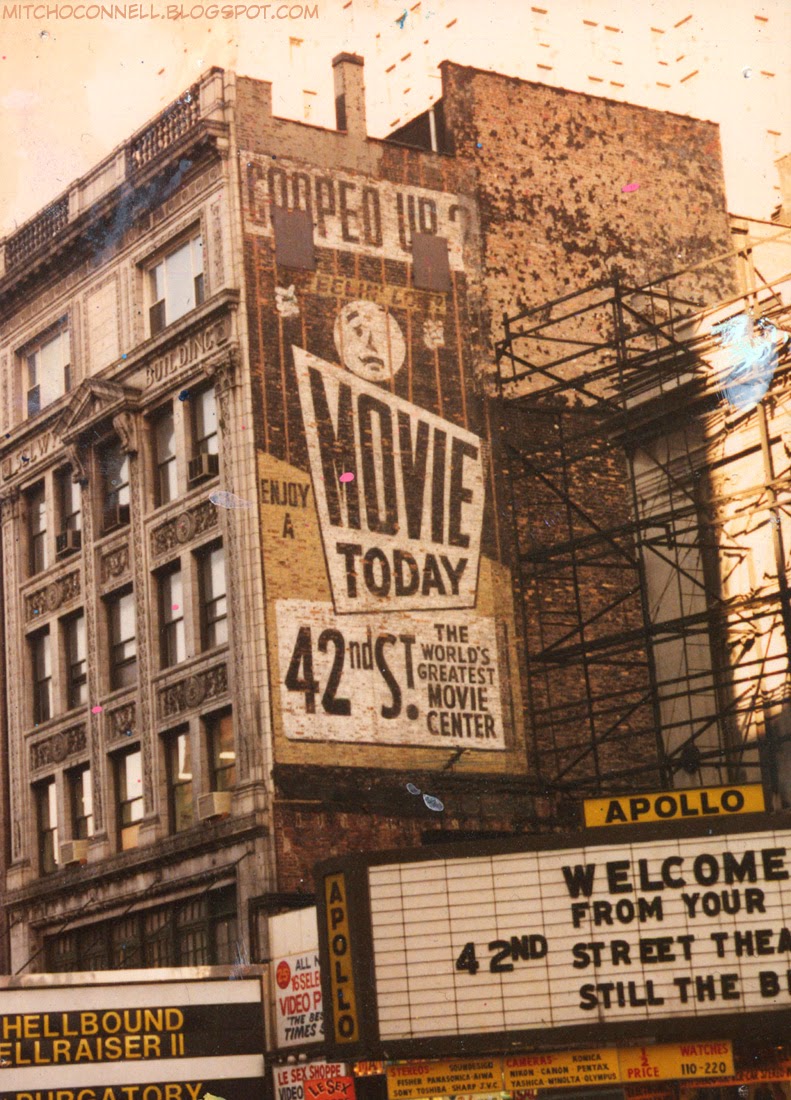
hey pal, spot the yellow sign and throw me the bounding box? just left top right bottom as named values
left=504, top=1050, right=619, bottom=1090
left=619, top=1042, right=733, bottom=1083
left=584, top=784, right=765, bottom=827
left=386, top=1059, right=503, bottom=1100
left=324, top=874, right=359, bottom=1044
left=682, top=1062, right=791, bottom=1087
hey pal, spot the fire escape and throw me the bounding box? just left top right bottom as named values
left=496, top=226, right=791, bottom=799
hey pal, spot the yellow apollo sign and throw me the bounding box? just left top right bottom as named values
left=386, top=1044, right=733, bottom=1097
left=324, top=873, right=359, bottom=1045
left=583, top=784, right=765, bottom=827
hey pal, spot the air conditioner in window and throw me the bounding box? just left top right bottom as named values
left=188, top=452, right=219, bottom=486
left=56, top=529, right=82, bottom=558
left=103, top=502, right=130, bottom=533
left=59, top=839, right=89, bottom=866
left=198, top=790, right=232, bottom=821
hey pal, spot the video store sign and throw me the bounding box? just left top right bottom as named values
left=317, top=815, right=791, bottom=1060
left=274, top=951, right=324, bottom=1047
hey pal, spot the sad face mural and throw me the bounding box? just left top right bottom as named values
left=333, top=300, right=406, bottom=382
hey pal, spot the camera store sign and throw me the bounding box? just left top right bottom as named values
left=316, top=816, right=791, bottom=1059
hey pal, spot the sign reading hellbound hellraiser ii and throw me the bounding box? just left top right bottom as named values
left=316, top=815, right=791, bottom=1060
left=0, top=973, right=266, bottom=1099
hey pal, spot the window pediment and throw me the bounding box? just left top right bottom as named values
left=57, top=379, right=141, bottom=446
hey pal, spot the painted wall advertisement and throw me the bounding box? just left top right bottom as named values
left=317, top=818, right=791, bottom=1058
left=248, top=158, right=523, bottom=756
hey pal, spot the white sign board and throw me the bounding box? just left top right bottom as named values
left=274, top=950, right=324, bottom=1046
left=293, top=348, right=485, bottom=614
left=277, top=600, right=506, bottom=749
left=357, top=826, right=791, bottom=1045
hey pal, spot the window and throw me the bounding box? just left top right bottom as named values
left=159, top=566, right=186, bottom=668
left=44, top=887, right=237, bottom=971
left=116, top=747, right=143, bottom=850
left=57, top=467, right=82, bottom=534
left=36, top=779, right=58, bottom=874
left=100, top=439, right=130, bottom=533
left=207, top=711, right=235, bottom=791
left=27, top=482, right=48, bottom=575
left=25, top=322, right=70, bottom=417
left=31, top=628, right=52, bottom=724
left=153, top=406, right=177, bottom=505
left=193, top=387, right=218, bottom=456
left=64, top=612, right=88, bottom=709
left=148, top=235, right=204, bottom=337
left=199, top=544, right=227, bottom=649
left=108, top=588, right=137, bottom=690
left=166, top=729, right=193, bottom=832
left=111, top=915, right=143, bottom=969
left=68, top=765, right=94, bottom=839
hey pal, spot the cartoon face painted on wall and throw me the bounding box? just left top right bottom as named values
left=333, top=300, right=406, bottom=382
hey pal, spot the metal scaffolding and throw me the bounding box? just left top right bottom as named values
left=496, top=225, right=791, bottom=798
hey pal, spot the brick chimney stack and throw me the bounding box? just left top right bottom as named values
left=332, top=53, right=367, bottom=138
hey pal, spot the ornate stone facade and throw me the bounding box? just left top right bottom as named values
left=25, top=571, right=81, bottom=622
left=30, top=725, right=87, bottom=771
left=159, top=663, right=228, bottom=719
left=151, top=499, right=219, bottom=560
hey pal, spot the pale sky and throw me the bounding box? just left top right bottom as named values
left=0, top=0, right=788, bottom=235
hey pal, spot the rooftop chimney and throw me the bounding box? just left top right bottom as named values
left=332, top=53, right=367, bottom=138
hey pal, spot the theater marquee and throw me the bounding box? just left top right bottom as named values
left=316, top=815, right=791, bottom=1060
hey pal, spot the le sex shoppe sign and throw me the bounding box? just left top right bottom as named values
left=316, top=815, right=791, bottom=1059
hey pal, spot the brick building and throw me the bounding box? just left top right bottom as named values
left=0, top=55, right=734, bottom=975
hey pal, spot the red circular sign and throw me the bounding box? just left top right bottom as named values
left=276, top=960, right=291, bottom=989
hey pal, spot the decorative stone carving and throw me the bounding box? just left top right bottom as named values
left=0, top=486, right=20, bottom=521
left=106, top=701, right=136, bottom=741
left=159, top=662, right=228, bottom=718
left=151, top=499, right=218, bottom=558
left=101, top=544, right=130, bottom=584
left=175, top=511, right=196, bottom=544
left=64, top=442, right=88, bottom=483
left=184, top=675, right=206, bottom=707
left=201, top=344, right=240, bottom=397
left=113, top=411, right=139, bottom=454
left=31, top=724, right=87, bottom=770
left=26, top=570, right=80, bottom=621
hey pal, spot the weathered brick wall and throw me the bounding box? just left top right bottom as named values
left=440, top=62, right=736, bottom=355
left=274, top=799, right=534, bottom=893
left=499, top=402, right=661, bottom=792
